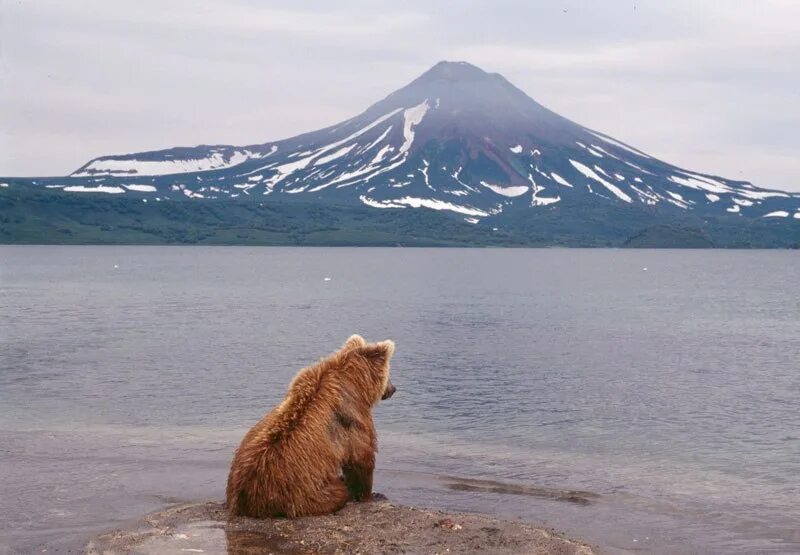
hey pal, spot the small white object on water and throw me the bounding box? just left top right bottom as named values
left=114, top=264, right=119, bottom=269
left=323, top=277, right=331, bottom=281
left=642, top=267, right=648, bottom=271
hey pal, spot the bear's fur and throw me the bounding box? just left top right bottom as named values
left=226, top=335, right=396, bottom=518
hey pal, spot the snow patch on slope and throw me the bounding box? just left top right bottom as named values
left=63, top=185, right=126, bottom=194
left=396, top=100, right=429, bottom=158
left=528, top=174, right=560, bottom=206
left=75, top=151, right=252, bottom=177
left=630, top=184, right=659, bottom=205
left=420, top=159, right=432, bottom=189
left=311, top=101, right=429, bottom=191
left=124, top=184, right=157, bottom=192
left=371, top=145, right=393, bottom=165
left=551, top=173, right=573, bottom=188
left=360, top=195, right=489, bottom=217
left=665, top=191, right=689, bottom=209
left=669, top=174, right=732, bottom=195
left=314, top=144, right=356, bottom=166
left=736, top=189, right=790, bottom=200
left=569, top=160, right=632, bottom=203
left=263, top=108, right=404, bottom=192
left=360, top=126, right=393, bottom=153
left=359, top=195, right=404, bottom=209
left=480, top=181, right=529, bottom=197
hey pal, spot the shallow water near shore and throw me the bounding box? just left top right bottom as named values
left=1, top=246, right=799, bottom=554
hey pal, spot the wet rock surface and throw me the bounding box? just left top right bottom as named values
left=85, top=498, right=598, bottom=554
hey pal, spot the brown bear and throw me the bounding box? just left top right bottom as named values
left=226, top=335, right=396, bottom=518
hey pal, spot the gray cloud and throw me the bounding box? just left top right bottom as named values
left=1, top=0, right=798, bottom=191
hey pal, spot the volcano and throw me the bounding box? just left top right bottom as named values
left=3, top=61, right=799, bottom=246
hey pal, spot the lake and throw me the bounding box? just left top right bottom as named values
left=1, top=246, right=798, bottom=554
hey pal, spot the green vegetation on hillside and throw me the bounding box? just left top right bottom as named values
left=1, top=186, right=798, bottom=247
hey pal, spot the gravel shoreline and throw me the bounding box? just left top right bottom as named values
left=84, top=498, right=599, bottom=554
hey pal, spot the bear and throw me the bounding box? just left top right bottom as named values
left=225, top=334, right=397, bottom=518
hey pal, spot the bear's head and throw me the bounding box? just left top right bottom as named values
left=340, top=334, right=396, bottom=406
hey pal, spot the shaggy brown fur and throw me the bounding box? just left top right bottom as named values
left=226, top=335, right=397, bottom=518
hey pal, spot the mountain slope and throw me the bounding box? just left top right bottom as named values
left=3, top=61, right=799, bottom=245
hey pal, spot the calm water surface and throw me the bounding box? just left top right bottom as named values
left=1, top=246, right=798, bottom=554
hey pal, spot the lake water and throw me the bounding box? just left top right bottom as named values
left=1, top=246, right=798, bottom=554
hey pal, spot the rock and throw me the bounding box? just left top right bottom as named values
left=84, top=500, right=597, bottom=554
left=434, top=518, right=462, bottom=531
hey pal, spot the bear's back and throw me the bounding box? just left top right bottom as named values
left=226, top=360, right=348, bottom=516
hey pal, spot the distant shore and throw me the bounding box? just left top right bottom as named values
left=84, top=498, right=598, bottom=555
left=4, top=185, right=800, bottom=248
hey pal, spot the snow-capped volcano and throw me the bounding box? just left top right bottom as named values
left=41, top=61, right=800, bottom=222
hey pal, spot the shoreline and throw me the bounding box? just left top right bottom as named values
left=84, top=499, right=599, bottom=555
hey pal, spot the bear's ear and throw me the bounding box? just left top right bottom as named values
left=341, top=334, right=367, bottom=351
left=357, top=340, right=395, bottom=367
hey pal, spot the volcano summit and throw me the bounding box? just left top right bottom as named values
left=3, top=61, right=799, bottom=246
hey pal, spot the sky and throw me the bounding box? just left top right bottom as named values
left=1, top=0, right=798, bottom=191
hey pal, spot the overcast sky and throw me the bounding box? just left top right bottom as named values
left=1, top=0, right=798, bottom=191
